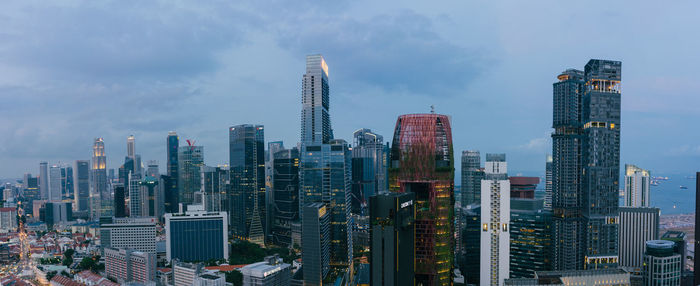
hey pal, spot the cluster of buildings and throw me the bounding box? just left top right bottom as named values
left=0, top=56, right=697, bottom=286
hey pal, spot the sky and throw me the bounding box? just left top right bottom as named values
left=1, top=0, right=699, bottom=179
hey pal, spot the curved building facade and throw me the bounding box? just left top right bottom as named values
left=389, top=113, right=454, bottom=285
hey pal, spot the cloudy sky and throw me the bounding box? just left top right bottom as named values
left=1, top=1, right=699, bottom=179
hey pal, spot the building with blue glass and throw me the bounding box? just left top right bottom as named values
left=165, top=211, right=229, bottom=262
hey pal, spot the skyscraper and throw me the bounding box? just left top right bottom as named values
left=39, top=162, right=49, bottom=200
left=127, top=135, right=136, bottom=159
left=299, top=139, right=352, bottom=266
left=48, top=164, right=62, bottom=201
left=73, top=160, right=90, bottom=213
left=624, top=164, right=650, bottom=207
left=229, top=124, right=266, bottom=246
left=694, top=172, right=700, bottom=286
left=480, top=154, right=510, bottom=286
left=92, top=138, right=108, bottom=218
left=461, top=150, right=483, bottom=207
left=369, top=192, right=415, bottom=286
left=351, top=128, right=387, bottom=214
left=165, top=211, right=229, bottom=262
left=301, top=203, right=330, bottom=286
left=618, top=207, right=659, bottom=271
left=581, top=59, right=621, bottom=268
left=113, top=184, right=126, bottom=218
left=178, top=144, right=203, bottom=206
left=544, top=155, right=553, bottom=211
left=389, top=113, right=454, bottom=285
left=551, top=68, right=585, bottom=271
left=509, top=199, right=553, bottom=278
left=166, top=132, right=179, bottom=213
left=201, top=165, right=229, bottom=212
left=643, top=240, right=682, bottom=285
left=301, top=54, right=332, bottom=145
left=270, top=148, right=300, bottom=248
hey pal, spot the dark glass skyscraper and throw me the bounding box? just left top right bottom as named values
left=369, top=192, right=415, bottom=286
left=302, top=202, right=330, bottom=285
left=73, top=160, right=90, bottom=213
left=460, top=150, right=483, bottom=207
left=271, top=148, right=299, bottom=248
left=509, top=199, right=553, bottom=278
left=166, top=131, right=179, bottom=213
left=389, top=113, right=454, bottom=285
left=229, top=124, right=266, bottom=246
left=178, top=144, right=203, bottom=206
left=552, top=60, right=621, bottom=270
left=351, top=128, right=386, bottom=214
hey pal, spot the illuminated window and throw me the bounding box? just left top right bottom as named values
left=502, top=223, right=508, bottom=232
left=482, top=224, right=488, bottom=231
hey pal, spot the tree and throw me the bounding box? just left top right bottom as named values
left=62, top=249, right=75, bottom=266
left=225, top=270, right=242, bottom=286
left=45, top=271, right=57, bottom=281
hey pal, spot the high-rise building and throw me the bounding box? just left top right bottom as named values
left=73, top=160, right=90, bottom=213
left=270, top=148, right=299, bottom=248
left=40, top=201, right=72, bottom=228
left=696, top=172, right=700, bottom=286
left=60, top=164, right=73, bottom=200
left=299, top=139, right=353, bottom=266
left=510, top=199, right=553, bottom=278
left=461, top=150, right=483, bottom=207
left=100, top=217, right=157, bottom=254
left=48, top=165, right=62, bottom=202
left=92, top=138, right=108, bottom=218
left=544, top=155, right=553, bottom=211
left=388, top=113, right=454, bottom=285
left=165, top=211, right=229, bottom=262
left=480, top=154, right=510, bottom=286
left=552, top=60, right=622, bottom=270
left=139, top=176, right=159, bottom=217
left=369, top=192, right=415, bottom=286
left=105, top=247, right=156, bottom=284
left=301, top=54, right=332, bottom=145
left=265, top=141, right=285, bottom=242
left=643, top=240, right=681, bottom=285
left=460, top=204, right=481, bottom=285
left=39, top=162, right=49, bottom=200
left=113, top=184, right=126, bottom=218
left=581, top=60, right=622, bottom=269
left=618, top=207, right=659, bottom=272
left=240, top=255, right=291, bottom=286
left=201, top=165, right=229, bottom=212
left=351, top=128, right=387, bottom=214
left=624, top=164, right=650, bottom=207
left=229, top=124, right=266, bottom=246
left=127, top=135, right=136, bottom=159
left=660, top=231, right=688, bottom=270
left=167, top=132, right=180, bottom=213
left=128, top=173, right=142, bottom=217
left=551, top=68, right=585, bottom=271
left=509, top=177, right=539, bottom=199
left=178, top=144, right=204, bottom=206
left=302, top=203, right=330, bottom=285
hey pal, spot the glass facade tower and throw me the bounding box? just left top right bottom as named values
left=301, top=55, right=332, bottom=145
left=229, top=124, right=266, bottom=246
left=178, top=145, right=204, bottom=206
left=351, top=128, right=387, bottom=214
left=166, top=131, right=179, bottom=213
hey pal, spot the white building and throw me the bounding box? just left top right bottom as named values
left=100, top=217, right=157, bottom=254
left=49, top=165, right=62, bottom=201
left=480, top=153, right=510, bottom=286
left=104, top=247, right=156, bottom=284
left=0, top=208, right=17, bottom=232
left=618, top=207, right=659, bottom=271
left=240, top=255, right=291, bottom=286
left=173, top=261, right=204, bottom=286
left=624, top=164, right=650, bottom=207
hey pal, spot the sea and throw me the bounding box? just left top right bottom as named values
left=645, top=173, right=697, bottom=215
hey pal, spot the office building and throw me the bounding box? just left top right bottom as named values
left=73, top=160, right=90, bottom=213
left=351, top=128, right=387, bottom=214
left=696, top=172, right=700, bottom=286
left=660, top=231, right=688, bottom=270
left=505, top=269, right=630, bottom=285
left=388, top=113, right=454, bottom=285
left=369, top=192, right=415, bottom=286
left=643, top=240, right=681, bottom=285
left=40, top=162, right=49, bottom=200
left=240, top=255, right=291, bottom=286
left=624, top=164, right=650, bottom=207
left=172, top=261, right=204, bottom=286
left=270, top=148, right=300, bottom=248
left=300, top=54, right=332, bottom=145
left=60, top=164, right=73, bottom=200
left=229, top=124, right=266, bottom=245
left=299, top=139, right=352, bottom=266
left=138, top=176, right=159, bottom=217
left=100, top=217, right=157, bottom=254
left=92, top=138, right=108, bottom=218
left=41, top=201, right=72, bottom=228
left=0, top=208, right=17, bottom=232
left=302, top=203, right=330, bottom=285
left=480, top=154, right=510, bottom=286
left=166, top=132, right=180, bottom=213
left=113, top=184, right=126, bottom=218
left=459, top=204, right=481, bottom=285
left=105, top=247, right=156, bottom=284
left=201, top=165, right=229, bottom=212
left=461, top=150, right=483, bottom=207
left=164, top=211, right=229, bottom=262
left=48, top=164, right=62, bottom=201
left=127, top=173, right=141, bottom=217
left=544, top=155, right=553, bottom=211
left=509, top=177, right=539, bottom=199
left=618, top=207, right=659, bottom=271
left=510, top=199, right=552, bottom=278
left=178, top=144, right=204, bottom=206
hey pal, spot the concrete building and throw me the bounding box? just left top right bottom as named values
left=643, top=240, right=681, bottom=285
left=0, top=208, right=18, bottom=232
left=480, top=154, right=510, bottom=286
left=49, top=165, right=62, bottom=202
left=369, top=192, right=415, bottom=286
left=104, top=247, right=156, bottom=284
left=172, top=261, right=204, bottom=286
left=624, top=164, right=650, bottom=207
left=300, top=54, right=332, bottom=146
left=164, top=211, right=228, bottom=262
left=544, top=155, right=553, bottom=211
left=100, top=217, right=157, bottom=254
left=92, top=138, right=108, bottom=219
left=618, top=207, right=659, bottom=272
left=240, top=255, right=291, bottom=286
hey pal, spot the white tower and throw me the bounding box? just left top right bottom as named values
left=480, top=153, right=510, bottom=286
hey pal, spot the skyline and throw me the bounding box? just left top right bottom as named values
left=2, top=1, right=700, bottom=178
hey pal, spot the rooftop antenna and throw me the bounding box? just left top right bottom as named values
left=430, top=105, right=435, bottom=114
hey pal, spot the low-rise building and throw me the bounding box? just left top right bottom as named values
left=240, top=255, right=291, bottom=286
